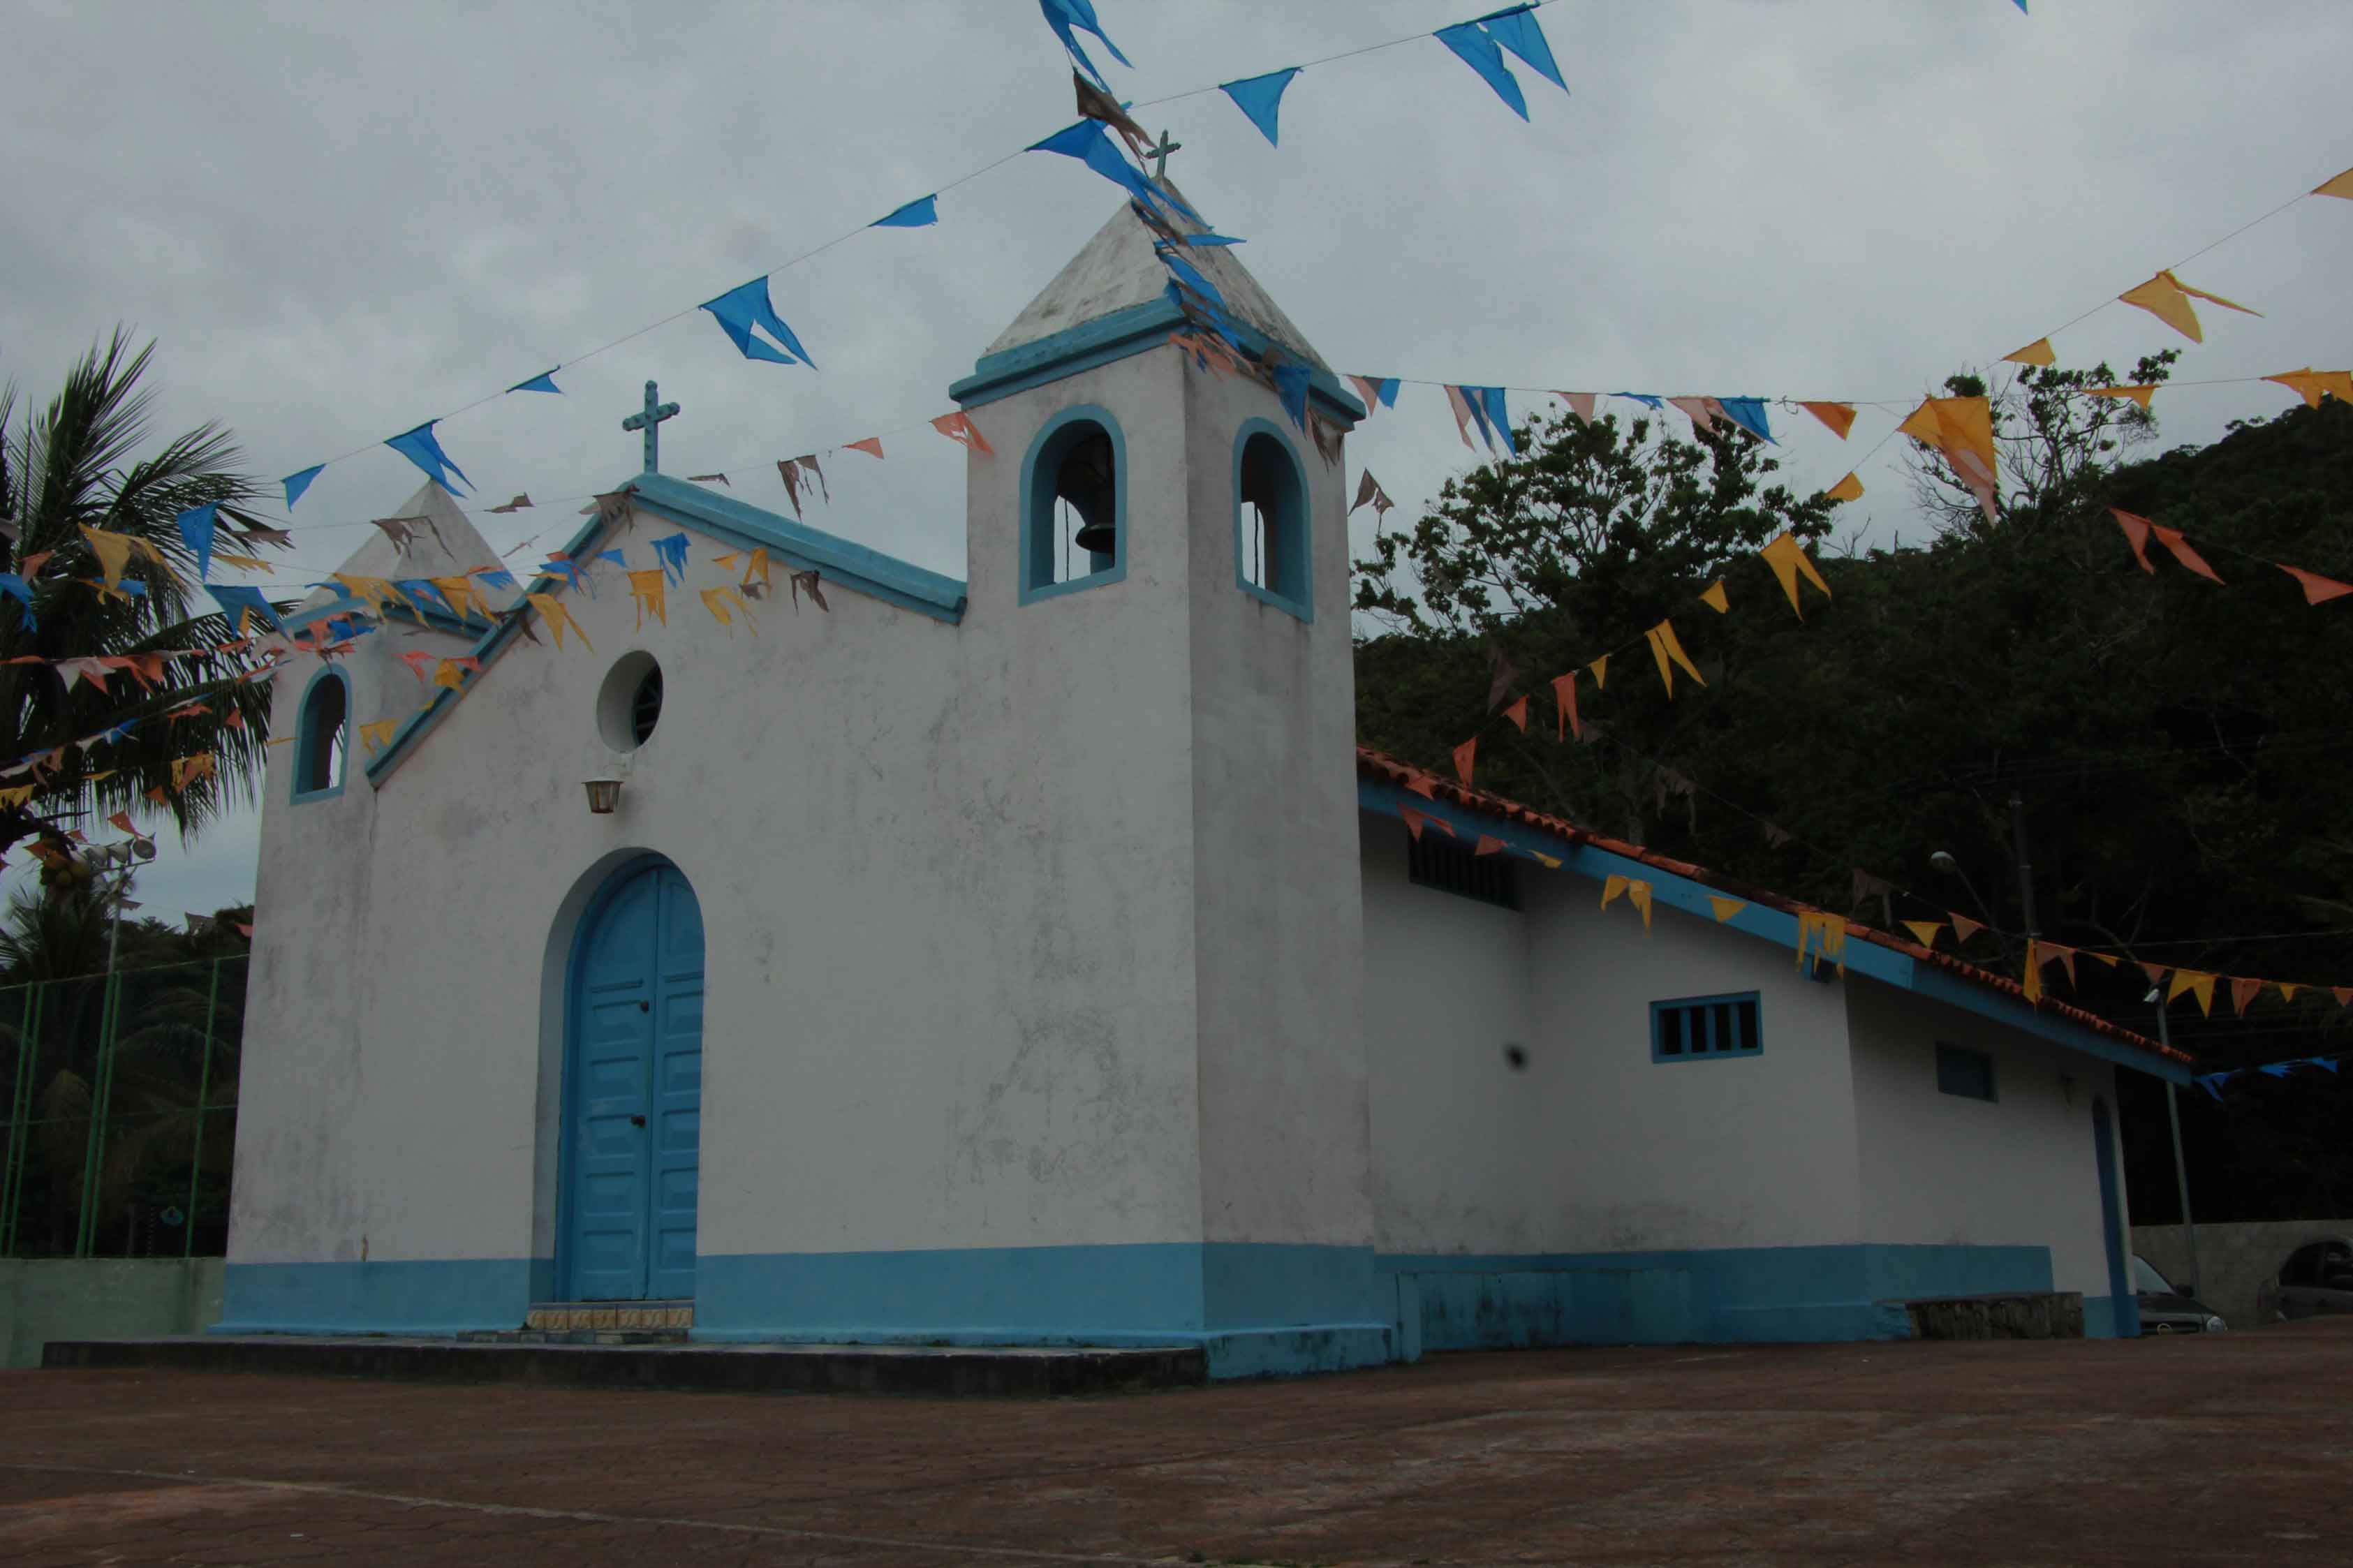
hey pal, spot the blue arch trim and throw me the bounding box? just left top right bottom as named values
left=1019, top=404, right=1129, bottom=606
left=290, top=665, right=351, bottom=804
left=1232, top=417, right=1312, bottom=621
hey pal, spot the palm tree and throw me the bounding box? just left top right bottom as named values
left=0, top=329, right=286, bottom=861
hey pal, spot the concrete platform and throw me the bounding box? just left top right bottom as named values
left=40, top=1333, right=1204, bottom=1398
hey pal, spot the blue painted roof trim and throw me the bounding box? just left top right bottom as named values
left=950, top=298, right=1366, bottom=428
left=362, top=473, right=968, bottom=788
left=1355, top=776, right=2189, bottom=1083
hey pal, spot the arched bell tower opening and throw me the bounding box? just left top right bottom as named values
left=1019, top=405, right=1128, bottom=602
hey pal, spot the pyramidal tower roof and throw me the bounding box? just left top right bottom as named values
left=295, top=480, right=517, bottom=620
left=980, top=193, right=1333, bottom=374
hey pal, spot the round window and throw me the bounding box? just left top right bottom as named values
left=596, top=651, right=663, bottom=752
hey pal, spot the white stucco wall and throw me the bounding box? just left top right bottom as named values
left=1362, top=814, right=1866, bottom=1259
left=1845, top=977, right=2127, bottom=1301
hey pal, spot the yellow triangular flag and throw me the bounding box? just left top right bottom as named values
left=742, top=547, right=772, bottom=593
left=2023, top=939, right=2042, bottom=1003
left=2118, top=272, right=2203, bottom=342
left=1824, top=472, right=1864, bottom=503
left=1628, top=880, right=1653, bottom=930
left=430, top=575, right=486, bottom=623
left=526, top=592, right=594, bottom=653
left=2313, top=167, right=2353, bottom=200
left=1796, top=911, right=1847, bottom=975
left=2003, top=338, right=2056, bottom=367
left=79, top=526, right=133, bottom=591
left=2264, top=368, right=2353, bottom=408
left=2084, top=385, right=2157, bottom=408
left=2278, top=982, right=2303, bottom=1003
left=1902, top=920, right=1942, bottom=951
left=1601, top=873, right=1629, bottom=911
left=1588, top=654, right=1608, bottom=690
left=431, top=659, right=466, bottom=691
left=2167, top=968, right=2218, bottom=1017
left=1532, top=852, right=1562, bottom=870
left=700, top=584, right=757, bottom=634
left=1698, top=580, right=1729, bottom=614
left=1708, top=896, right=1745, bottom=923
left=1799, top=401, right=1857, bottom=440
left=626, top=568, right=668, bottom=630
left=357, top=718, right=399, bottom=753
left=334, top=574, right=401, bottom=616
left=1644, top=619, right=1706, bottom=698
left=1757, top=532, right=1832, bottom=619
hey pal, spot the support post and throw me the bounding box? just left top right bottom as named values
left=0, top=984, right=35, bottom=1257
left=2157, top=1000, right=2200, bottom=1294
left=2008, top=790, right=2039, bottom=940
left=75, top=970, right=122, bottom=1259
left=184, top=958, right=222, bottom=1261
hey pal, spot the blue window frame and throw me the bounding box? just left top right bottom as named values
left=291, top=666, right=350, bottom=803
left=1936, top=1043, right=1998, bottom=1102
left=1019, top=404, right=1128, bottom=605
left=1233, top=418, right=1311, bottom=620
left=1651, top=992, right=1762, bottom=1063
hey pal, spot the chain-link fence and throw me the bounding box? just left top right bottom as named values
left=0, top=955, right=246, bottom=1259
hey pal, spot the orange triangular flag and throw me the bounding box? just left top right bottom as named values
left=2335, top=986, right=2353, bottom=1007
left=1588, top=655, right=1608, bottom=690
left=2083, top=951, right=2120, bottom=969
left=2040, top=942, right=2079, bottom=989
left=1708, top=896, right=1745, bottom=923
left=1757, top=532, right=1832, bottom=619
left=1799, top=401, right=1856, bottom=440
left=2313, top=167, right=2353, bottom=200
left=1897, top=396, right=1999, bottom=522
left=1452, top=737, right=1477, bottom=789
left=1949, top=913, right=1984, bottom=944
left=1644, top=619, right=1705, bottom=698
left=2085, top=385, right=2157, bottom=408
left=1406, top=773, right=1437, bottom=800
left=1399, top=805, right=1431, bottom=841
left=2113, top=509, right=2157, bottom=573
left=930, top=411, right=994, bottom=455
left=1698, top=580, right=1729, bottom=614
left=1824, top=472, right=1864, bottom=503
left=2151, top=523, right=2223, bottom=584
left=1552, top=672, right=1581, bottom=741
left=2279, top=564, right=2353, bottom=605
left=1502, top=695, right=1530, bottom=733
left=1473, top=835, right=1505, bottom=857
left=2262, top=367, right=2353, bottom=408
left=2003, top=338, right=2056, bottom=367
left=845, top=436, right=885, bottom=458
left=2141, top=961, right=2168, bottom=986
left=1903, top=920, right=1943, bottom=951
left=2230, top=976, right=2264, bottom=1016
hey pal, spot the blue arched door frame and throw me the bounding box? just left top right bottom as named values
left=556, top=854, right=706, bottom=1302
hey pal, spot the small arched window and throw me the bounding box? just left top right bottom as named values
left=1020, top=406, right=1128, bottom=604
left=1234, top=421, right=1311, bottom=620
left=292, top=668, right=350, bottom=802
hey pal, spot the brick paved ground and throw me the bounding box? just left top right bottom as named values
left=3, top=1319, right=2347, bottom=1566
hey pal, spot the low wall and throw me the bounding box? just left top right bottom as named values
left=1, top=1258, right=224, bottom=1369
left=2131, top=1218, right=2353, bottom=1331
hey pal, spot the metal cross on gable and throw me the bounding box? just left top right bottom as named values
left=621, top=380, right=681, bottom=474
left=1146, top=129, right=1181, bottom=181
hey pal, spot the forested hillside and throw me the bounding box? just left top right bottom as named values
left=1352, top=378, right=2353, bottom=1222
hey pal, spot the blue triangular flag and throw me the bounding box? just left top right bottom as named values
left=1156, top=243, right=1227, bottom=310
left=1039, top=0, right=1132, bottom=91
left=2195, top=1072, right=2229, bottom=1101
left=596, top=549, right=628, bottom=569
left=2312, top=1057, right=2341, bottom=1073
left=281, top=465, right=325, bottom=509
left=175, top=502, right=219, bottom=582
left=1614, top=392, right=1665, bottom=409
left=508, top=369, right=561, bottom=395
left=651, top=532, right=691, bottom=583
left=1375, top=378, right=1401, bottom=408
left=2013, top=0, right=2028, bottom=12
left=1717, top=397, right=1775, bottom=443
left=872, top=194, right=939, bottom=229
left=1028, top=121, right=1200, bottom=223
left=1174, top=232, right=1246, bottom=247
left=384, top=422, right=473, bottom=496
left=1434, top=19, right=1527, bottom=119
left=475, top=568, right=518, bottom=592
left=1474, top=5, right=1568, bottom=94
left=1220, top=68, right=1300, bottom=147
left=699, top=276, right=817, bottom=368
left=396, top=578, right=455, bottom=617
left=207, top=584, right=284, bottom=633
left=0, top=573, right=35, bottom=628
left=1476, top=387, right=1515, bottom=455
left=1271, top=362, right=1312, bottom=431
left=2259, top=1062, right=2296, bottom=1078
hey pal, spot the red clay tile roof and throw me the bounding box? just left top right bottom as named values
left=1355, top=746, right=2185, bottom=1067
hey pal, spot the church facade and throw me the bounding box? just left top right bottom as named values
left=223, top=202, right=2189, bottom=1375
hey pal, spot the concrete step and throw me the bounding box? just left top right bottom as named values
left=41, top=1336, right=1207, bottom=1398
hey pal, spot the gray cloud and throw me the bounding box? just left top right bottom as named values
left=4, top=0, right=2348, bottom=917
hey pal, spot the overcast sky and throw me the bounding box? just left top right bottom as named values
left=3, top=0, right=2350, bottom=921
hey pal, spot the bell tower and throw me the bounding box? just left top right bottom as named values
left=945, top=195, right=1386, bottom=1366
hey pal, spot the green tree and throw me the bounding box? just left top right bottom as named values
left=0, top=330, right=284, bottom=863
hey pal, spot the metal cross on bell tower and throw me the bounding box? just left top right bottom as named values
left=1146, top=130, right=1181, bottom=181
left=621, top=380, right=681, bottom=474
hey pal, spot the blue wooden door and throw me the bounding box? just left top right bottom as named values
left=563, top=861, right=705, bottom=1301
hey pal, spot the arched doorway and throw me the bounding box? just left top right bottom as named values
left=558, top=856, right=705, bottom=1302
